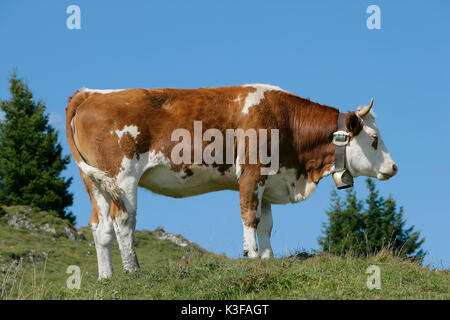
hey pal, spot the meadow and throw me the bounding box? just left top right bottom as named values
left=0, top=206, right=448, bottom=300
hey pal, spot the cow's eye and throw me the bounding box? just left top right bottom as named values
left=370, top=134, right=378, bottom=150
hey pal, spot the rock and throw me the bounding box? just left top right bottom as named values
left=5, top=206, right=84, bottom=241
left=26, top=252, right=34, bottom=263
left=76, top=231, right=86, bottom=240
left=155, top=228, right=190, bottom=247
left=8, top=213, right=36, bottom=230
left=25, top=252, right=44, bottom=265
left=65, top=226, right=77, bottom=241
left=0, top=259, right=24, bottom=274
left=40, top=223, right=56, bottom=234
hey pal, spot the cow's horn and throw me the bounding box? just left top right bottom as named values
left=357, top=98, right=374, bottom=117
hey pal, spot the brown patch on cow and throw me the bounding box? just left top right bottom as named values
left=183, top=167, right=193, bottom=178
left=269, top=91, right=339, bottom=184
left=369, top=133, right=378, bottom=150
left=212, top=163, right=233, bottom=175
left=78, top=169, right=100, bottom=227
left=110, top=201, right=125, bottom=221
left=345, top=112, right=363, bottom=138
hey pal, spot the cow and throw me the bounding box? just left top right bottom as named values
left=65, top=84, right=397, bottom=279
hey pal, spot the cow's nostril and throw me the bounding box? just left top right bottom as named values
left=392, top=164, right=398, bottom=173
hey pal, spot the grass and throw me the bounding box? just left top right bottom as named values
left=0, top=206, right=449, bottom=300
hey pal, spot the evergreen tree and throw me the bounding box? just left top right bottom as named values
left=319, top=179, right=424, bottom=260
left=0, top=71, right=74, bottom=223
left=318, top=189, right=364, bottom=255
left=362, top=179, right=424, bottom=258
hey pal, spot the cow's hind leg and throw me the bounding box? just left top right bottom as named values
left=91, top=191, right=115, bottom=279
left=81, top=183, right=114, bottom=280
left=80, top=172, right=114, bottom=279
left=257, top=199, right=273, bottom=259
left=111, top=200, right=139, bottom=273
left=111, top=176, right=140, bottom=273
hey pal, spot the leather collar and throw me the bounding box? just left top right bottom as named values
left=332, top=113, right=354, bottom=189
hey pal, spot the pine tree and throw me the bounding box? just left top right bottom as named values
left=362, top=179, right=424, bottom=258
left=319, top=179, right=425, bottom=260
left=0, top=71, right=74, bottom=223
left=318, top=188, right=364, bottom=255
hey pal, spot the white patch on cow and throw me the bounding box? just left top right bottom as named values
left=233, top=95, right=242, bottom=103
left=257, top=200, right=273, bottom=259
left=115, top=125, right=140, bottom=143
left=263, top=168, right=317, bottom=204
left=302, top=179, right=317, bottom=200
left=243, top=224, right=259, bottom=258
left=116, top=150, right=170, bottom=196
left=139, top=162, right=239, bottom=198
left=241, top=84, right=284, bottom=114
left=235, top=165, right=241, bottom=179
left=81, top=88, right=126, bottom=94
left=322, top=164, right=336, bottom=177
left=110, top=148, right=239, bottom=199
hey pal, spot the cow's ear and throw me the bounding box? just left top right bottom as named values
left=345, top=112, right=363, bottom=136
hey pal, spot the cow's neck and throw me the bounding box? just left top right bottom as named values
left=287, top=96, right=339, bottom=184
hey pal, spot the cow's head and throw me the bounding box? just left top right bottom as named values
left=344, top=99, right=398, bottom=180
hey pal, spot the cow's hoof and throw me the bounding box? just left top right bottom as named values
left=247, top=250, right=260, bottom=259
left=122, top=258, right=140, bottom=273
left=123, top=262, right=140, bottom=273
left=260, top=249, right=273, bottom=260
left=123, top=267, right=140, bottom=274
left=97, top=274, right=112, bottom=281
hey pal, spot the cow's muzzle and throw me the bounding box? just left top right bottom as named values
left=377, top=163, right=398, bottom=180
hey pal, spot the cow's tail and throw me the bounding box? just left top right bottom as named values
left=65, top=89, right=122, bottom=202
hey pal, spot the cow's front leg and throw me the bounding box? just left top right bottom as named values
left=257, top=199, right=273, bottom=259
left=239, top=171, right=265, bottom=259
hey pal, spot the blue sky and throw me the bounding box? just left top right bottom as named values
left=1, top=1, right=449, bottom=268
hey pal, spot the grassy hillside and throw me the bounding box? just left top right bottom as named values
left=0, top=206, right=449, bottom=300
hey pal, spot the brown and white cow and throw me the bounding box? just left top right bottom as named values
left=65, top=84, right=397, bottom=279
